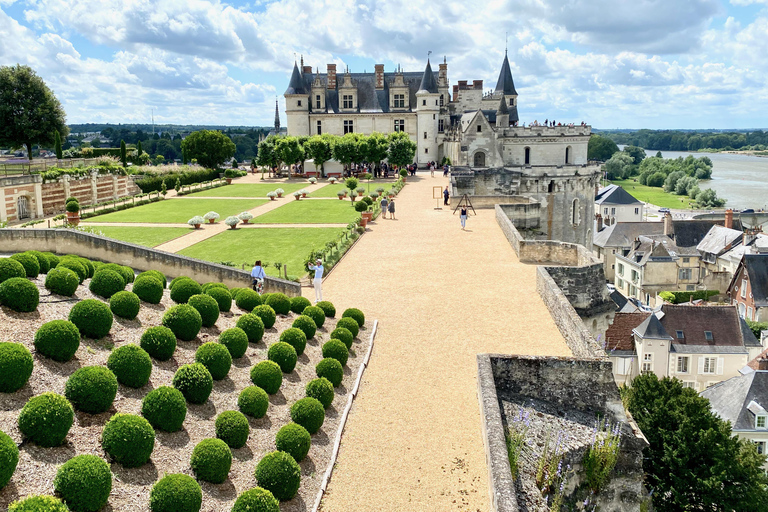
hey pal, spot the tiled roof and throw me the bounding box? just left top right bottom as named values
left=742, top=254, right=768, bottom=305
left=672, top=219, right=742, bottom=247
left=696, top=225, right=743, bottom=255
left=605, top=312, right=650, bottom=352
left=285, top=62, right=306, bottom=95
left=659, top=304, right=759, bottom=348
left=593, top=222, right=665, bottom=249
left=495, top=53, right=517, bottom=96
left=702, top=369, right=768, bottom=431
left=595, top=185, right=642, bottom=206
left=417, top=60, right=438, bottom=94
left=633, top=313, right=672, bottom=340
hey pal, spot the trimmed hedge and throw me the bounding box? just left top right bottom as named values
left=290, top=397, right=325, bottom=434
left=0, top=342, right=33, bottom=393
left=107, top=344, right=152, bottom=388
left=195, top=342, right=231, bottom=380
left=132, top=275, right=164, bottom=304
left=138, top=270, right=166, bottom=288
left=322, top=339, right=349, bottom=366
left=173, top=363, right=213, bottom=404
left=54, top=454, right=112, bottom=512
left=219, top=327, right=248, bottom=359
left=89, top=269, right=125, bottom=299
left=235, top=288, right=263, bottom=312
left=250, top=361, right=282, bottom=394
left=57, top=259, right=87, bottom=283
left=279, top=328, right=307, bottom=356
left=10, top=253, right=39, bottom=277
left=231, top=488, right=280, bottom=512
left=292, top=315, right=316, bottom=339
left=162, top=304, right=202, bottom=341
left=342, top=307, right=365, bottom=327
left=95, top=263, right=133, bottom=286
left=188, top=293, right=219, bottom=327
left=254, top=451, right=301, bottom=501
left=302, top=305, right=325, bottom=328
left=205, top=286, right=232, bottom=313
left=289, top=296, right=311, bottom=314
left=190, top=438, right=232, bottom=484
left=142, top=386, right=187, bottom=432
left=0, top=277, right=39, bottom=312
left=265, top=293, right=290, bottom=315
left=26, top=251, right=50, bottom=274
left=236, top=313, right=265, bottom=343
left=238, top=386, right=269, bottom=418
left=69, top=299, right=113, bottom=339
left=215, top=410, right=250, bottom=449
left=202, top=282, right=228, bottom=293
left=45, top=266, right=79, bottom=296
left=140, top=326, right=176, bottom=360
left=101, top=413, right=155, bottom=467
left=316, top=300, right=336, bottom=318
left=336, top=317, right=359, bottom=338
left=149, top=473, right=202, bottom=512
left=0, top=258, right=26, bottom=284
left=170, top=278, right=202, bottom=304
left=268, top=342, right=298, bottom=373
left=0, top=430, right=19, bottom=490
left=109, top=290, right=140, bottom=319
left=42, top=252, right=60, bottom=269
left=275, top=422, right=311, bottom=462
left=18, top=392, right=74, bottom=447
left=34, top=320, right=80, bottom=362
left=8, top=496, right=69, bottom=512
left=305, top=377, right=335, bottom=409
left=330, top=327, right=354, bottom=350
left=64, top=366, right=118, bottom=414
left=229, top=287, right=248, bottom=301
left=252, top=304, right=277, bottom=329
left=316, top=358, right=344, bottom=387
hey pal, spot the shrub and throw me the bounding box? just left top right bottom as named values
left=205, top=286, right=232, bottom=312
left=265, top=293, right=290, bottom=315
left=132, top=275, right=164, bottom=304
left=254, top=451, right=301, bottom=501
left=236, top=313, right=265, bottom=343
left=303, top=305, right=325, bottom=328
left=95, top=263, right=132, bottom=285
left=109, top=290, right=140, bottom=319
left=8, top=496, right=69, bottom=512
left=107, top=344, right=152, bottom=388
left=238, top=211, right=254, bottom=221
left=191, top=438, right=232, bottom=483
left=290, top=296, right=311, bottom=314
left=342, top=307, right=365, bottom=327
left=188, top=293, right=219, bottom=327
left=336, top=317, right=359, bottom=338
left=34, top=320, right=80, bottom=362
left=238, top=386, right=269, bottom=418
left=42, top=252, right=60, bottom=269
left=195, top=342, right=232, bottom=380
left=260, top=292, right=272, bottom=303
left=27, top=251, right=51, bottom=274
left=169, top=275, right=192, bottom=289
left=149, top=474, right=202, bottom=512
left=230, top=287, right=248, bottom=300
left=354, top=200, right=367, bottom=212
left=330, top=327, right=354, bottom=350
left=290, top=397, right=325, bottom=434
left=231, top=488, right=280, bottom=512
left=279, top=328, right=307, bottom=356
left=0, top=277, right=39, bottom=312
left=275, top=423, right=311, bottom=462
left=252, top=304, right=277, bottom=329
left=316, top=300, right=336, bottom=317
left=268, top=342, right=298, bottom=373
left=89, top=269, right=125, bottom=299
left=53, top=454, right=112, bottom=512
left=162, top=304, right=202, bottom=341
left=102, top=413, right=155, bottom=467
left=0, top=342, right=33, bottom=393
left=18, top=392, right=74, bottom=447
left=45, top=266, right=79, bottom=296
left=10, top=252, right=39, bottom=277
left=292, top=315, right=317, bottom=339
left=138, top=269, right=166, bottom=288
left=0, top=430, right=19, bottom=490
left=316, top=358, right=343, bottom=387
left=140, top=325, right=176, bottom=360
left=219, top=327, right=248, bottom=359
left=236, top=288, right=263, bottom=312
left=57, top=259, right=87, bottom=283
left=203, top=211, right=220, bottom=222
left=215, top=410, right=250, bottom=449
left=224, top=215, right=239, bottom=227
left=170, top=278, right=202, bottom=303
left=250, top=361, right=282, bottom=394
left=82, top=259, right=97, bottom=279
left=173, top=363, right=213, bottom=404
left=65, top=366, right=118, bottom=414
left=0, top=258, right=26, bottom=284
left=69, top=299, right=113, bottom=339
left=142, top=386, right=187, bottom=432
left=322, top=339, right=349, bottom=366
left=306, top=377, right=335, bottom=408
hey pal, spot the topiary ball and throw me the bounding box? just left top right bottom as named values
left=275, top=423, right=311, bottom=462
left=45, top=266, right=79, bottom=296
left=342, top=307, right=365, bottom=327
left=302, top=305, right=325, bottom=328
left=68, top=299, right=113, bottom=339
left=236, top=288, right=263, bottom=312
left=109, top=290, right=140, bottom=320
left=279, top=328, right=307, bottom=356
left=305, top=377, right=335, bottom=409
left=173, top=363, right=213, bottom=404
left=149, top=474, right=201, bottom=512
left=142, top=386, right=187, bottom=432
left=94, top=263, right=131, bottom=286
left=132, top=275, right=164, bottom=304
left=188, top=293, right=219, bottom=327
left=317, top=300, right=336, bottom=318
left=102, top=413, right=155, bottom=467
left=8, top=496, right=69, bottom=512
left=322, top=339, right=349, bottom=367
left=289, top=296, right=311, bottom=314
left=18, top=392, right=74, bottom=447
left=138, top=270, right=166, bottom=288
left=292, top=315, right=316, bottom=339
left=0, top=258, right=27, bottom=284
left=0, top=277, right=39, bottom=313
left=260, top=293, right=272, bottom=304
left=89, top=269, right=125, bottom=299
left=265, top=293, right=290, bottom=315
left=0, top=342, right=33, bottom=393
left=218, top=327, right=249, bottom=359
left=195, top=342, right=232, bottom=380
left=316, top=358, right=344, bottom=387
left=57, top=259, right=87, bottom=283
left=42, top=252, right=60, bottom=270
left=236, top=313, right=265, bottom=343
left=190, top=438, right=232, bottom=484
left=250, top=361, right=282, bottom=394
left=268, top=342, right=297, bottom=373
left=205, top=286, right=232, bottom=313
left=229, top=287, right=248, bottom=301
left=169, top=275, right=191, bottom=289
left=290, top=397, right=325, bottom=434
left=53, top=454, right=112, bottom=512
left=25, top=251, right=50, bottom=274
left=254, top=451, right=301, bottom=501
left=238, top=386, right=269, bottom=418
left=162, top=304, right=202, bottom=341
left=10, top=253, right=39, bottom=277
left=202, top=282, right=228, bottom=293
left=336, top=317, right=359, bottom=338
left=215, top=410, right=250, bottom=449
left=140, top=326, right=177, bottom=360
left=65, top=366, right=118, bottom=414
left=330, top=327, right=354, bottom=350
left=0, top=430, right=19, bottom=490
left=231, top=488, right=279, bottom=512
left=170, top=278, right=202, bottom=304
left=34, top=320, right=80, bottom=362
left=107, top=344, right=152, bottom=388
left=251, top=304, right=277, bottom=329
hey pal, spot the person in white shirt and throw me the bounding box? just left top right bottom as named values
left=251, top=260, right=266, bottom=294
left=308, top=259, right=324, bottom=303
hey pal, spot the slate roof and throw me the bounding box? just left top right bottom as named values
left=672, top=219, right=742, bottom=248
left=610, top=289, right=629, bottom=311
left=696, top=225, right=743, bottom=256
left=741, top=254, right=768, bottom=306
left=701, top=369, right=768, bottom=431
left=417, top=60, right=439, bottom=94
left=595, top=185, right=642, bottom=206
left=285, top=62, right=306, bottom=95
left=605, top=312, right=649, bottom=352
left=495, top=52, right=517, bottom=96
left=497, top=95, right=509, bottom=115
left=633, top=313, right=672, bottom=340
left=593, top=222, right=665, bottom=249
left=659, top=304, right=760, bottom=348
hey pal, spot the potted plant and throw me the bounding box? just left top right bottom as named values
left=293, top=191, right=301, bottom=201
left=224, top=169, right=238, bottom=184
left=188, top=215, right=204, bottom=229
left=224, top=216, right=240, bottom=229
left=267, top=191, right=277, bottom=201
left=329, top=177, right=337, bottom=184
left=399, top=169, right=408, bottom=181
left=308, top=177, right=317, bottom=184
left=375, top=187, right=385, bottom=197
left=203, top=211, right=219, bottom=224
left=355, top=186, right=365, bottom=197
left=337, top=190, right=346, bottom=200
left=275, top=188, right=285, bottom=198
left=300, top=189, right=309, bottom=198
left=387, top=190, right=394, bottom=199
left=66, top=199, right=80, bottom=226
left=238, top=212, right=254, bottom=224
left=345, top=177, right=359, bottom=202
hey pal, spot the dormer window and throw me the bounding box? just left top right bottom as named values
left=704, top=331, right=713, bottom=341
left=343, top=95, right=354, bottom=109
left=393, top=94, right=405, bottom=108
left=676, top=330, right=684, bottom=339
left=477, top=125, right=482, bottom=133
left=758, top=416, right=767, bottom=429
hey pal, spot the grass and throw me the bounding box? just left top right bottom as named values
left=311, top=180, right=394, bottom=198
left=252, top=198, right=361, bottom=224
left=93, top=226, right=191, bottom=247
left=90, top=198, right=267, bottom=224
left=610, top=179, right=692, bottom=209
left=186, top=183, right=306, bottom=198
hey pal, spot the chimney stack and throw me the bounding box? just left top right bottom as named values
left=374, top=64, right=384, bottom=90
left=303, top=65, right=312, bottom=74
left=596, top=213, right=603, bottom=232
left=327, top=64, right=336, bottom=89
left=725, top=209, right=733, bottom=230
left=438, top=59, right=448, bottom=86
left=663, top=212, right=673, bottom=236
left=473, top=80, right=483, bottom=90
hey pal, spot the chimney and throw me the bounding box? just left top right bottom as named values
left=303, top=66, right=312, bottom=74
left=663, top=212, right=673, bottom=236
left=438, top=59, right=448, bottom=86
left=595, top=183, right=599, bottom=198
left=473, top=80, right=483, bottom=90
left=725, top=209, right=733, bottom=230
left=596, top=213, right=603, bottom=232
left=756, top=357, right=768, bottom=371
left=327, top=64, right=336, bottom=89
left=374, top=64, right=384, bottom=90
left=458, top=80, right=467, bottom=89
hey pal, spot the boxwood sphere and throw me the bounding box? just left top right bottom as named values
left=53, top=454, right=112, bottom=512
left=302, top=305, right=325, bottom=328
left=69, top=299, right=113, bottom=339
left=18, top=392, right=74, bottom=447
left=45, top=266, right=79, bottom=296
left=188, top=293, right=219, bottom=327
left=173, top=363, right=213, bottom=404
left=330, top=327, right=354, bottom=350
left=322, top=339, right=349, bottom=367
left=65, top=366, right=118, bottom=414
left=0, top=430, right=19, bottom=490
left=0, top=277, right=39, bottom=313
left=169, top=275, right=191, bottom=289
left=132, top=275, right=164, bottom=304
left=336, top=317, right=359, bottom=338
left=170, top=278, right=202, bottom=304
left=279, top=328, right=307, bottom=356
left=142, top=386, right=187, bottom=432
left=231, top=488, right=279, bottom=512
left=238, top=386, right=269, bottom=418
left=25, top=251, right=50, bottom=274
left=149, top=474, right=202, bottom=512
left=268, top=342, right=298, bottom=373
left=218, top=327, right=248, bottom=359
left=254, top=451, right=301, bottom=502
left=259, top=293, right=272, bottom=304
left=57, top=259, right=87, bottom=283
left=8, top=496, right=69, bottom=512
left=305, top=377, right=335, bottom=409
left=138, top=270, right=166, bottom=288
left=107, top=344, right=152, bottom=388
left=162, top=304, right=202, bottom=341
left=292, top=315, right=316, bottom=339
left=42, top=252, right=60, bottom=269
left=215, top=410, right=250, bottom=449
left=251, top=304, right=277, bottom=329
left=235, top=288, right=263, bottom=312
left=34, top=319, right=80, bottom=362
left=250, top=361, right=283, bottom=394
left=190, top=438, right=232, bottom=484
left=205, top=286, right=232, bottom=313
left=290, top=397, right=325, bottom=434
left=265, top=293, right=290, bottom=315
left=201, top=282, right=228, bottom=293
left=195, top=342, right=232, bottom=380
left=102, top=413, right=155, bottom=467
left=0, top=342, right=33, bottom=393
left=236, top=313, right=265, bottom=343
left=342, top=307, right=365, bottom=327
left=0, top=258, right=26, bottom=284
left=316, top=358, right=344, bottom=387
left=316, top=300, right=336, bottom=318
left=109, top=290, right=140, bottom=320
left=95, top=263, right=132, bottom=286
left=275, top=423, right=311, bottom=462
left=89, top=269, right=125, bottom=299
left=140, top=326, right=177, bottom=361
left=10, top=252, right=39, bottom=277
left=229, top=287, right=248, bottom=301
left=289, top=296, right=311, bottom=314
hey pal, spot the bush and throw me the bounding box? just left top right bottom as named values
left=279, top=328, right=307, bottom=356
left=195, top=342, right=232, bottom=380
left=0, top=342, right=33, bottom=393
left=140, top=326, right=176, bottom=360
left=26, top=251, right=50, bottom=274
left=290, top=296, right=311, bottom=314
left=0, top=430, right=19, bottom=490
left=231, top=488, right=280, bottom=512
left=149, top=474, right=202, bottom=512
left=45, top=266, right=79, bottom=296
left=265, top=293, right=291, bottom=315
left=57, top=259, right=86, bottom=283
left=230, top=287, right=248, bottom=300
left=322, top=339, right=349, bottom=366
left=215, top=410, right=250, bottom=448
left=275, top=422, right=311, bottom=462
left=290, top=397, right=325, bottom=434
left=342, top=307, right=365, bottom=327
left=65, top=366, right=118, bottom=414
left=162, top=304, right=202, bottom=341
left=132, top=275, right=164, bottom=304
left=254, top=451, right=301, bottom=501
left=107, top=344, right=152, bottom=388
left=42, top=252, right=60, bottom=270
left=292, top=315, right=317, bottom=339
left=0, top=258, right=26, bottom=284
left=54, top=454, right=112, bottom=512
left=34, top=320, right=80, bottom=362
left=236, top=288, right=263, bottom=312
left=18, top=392, right=74, bottom=446
left=330, top=327, right=354, bottom=350
left=102, top=413, right=155, bottom=467
left=316, top=358, right=343, bottom=387
left=252, top=304, right=277, bottom=329
left=302, top=305, right=325, bottom=328
left=250, top=361, right=282, bottom=394
left=0, top=277, right=39, bottom=312
left=219, top=327, right=248, bottom=359
left=236, top=313, right=265, bottom=343
left=173, top=363, right=213, bottom=404
left=202, top=282, right=228, bottom=293
left=238, top=386, right=269, bottom=418
left=191, top=438, right=232, bottom=484
left=205, top=286, right=232, bottom=312
left=142, top=386, right=187, bottom=432
left=268, top=342, right=298, bottom=373
left=69, top=299, right=113, bottom=339
left=138, top=269, right=166, bottom=288
left=109, top=290, right=140, bottom=319
left=316, top=300, right=336, bottom=317
left=170, top=278, right=202, bottom=303
left=306, top=377, right=335, bottom=408
left=10, top=252, right=39, bottom=277
left=8, top=496, right=69, bottom=512
left=89, top=269, right=125, bottom=299
left=336, top=317, right=359, bottom=338
left=95, top=263, right=132, bottom=285
left=260, top=292, right=272, bottom=303
left=188, top=293, right=220, bottom=327
left=169, top=275, right=191, bottom=289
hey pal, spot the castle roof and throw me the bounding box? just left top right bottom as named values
left=495, top=52, right=517, bottom=96
left=496, top=95, right=509, bottom=115
left=284, top=62, right=306, bottom=95
left=417, top=59, right=439, bottom=94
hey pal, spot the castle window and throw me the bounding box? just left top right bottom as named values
left=343, top=95, right=353, bottom=109
left=509, top=98, right=514, bottom=106
left=571, top=198, right=580, bottom=225
left=473, top=152, right=485, bottom=167
left=423, top=132, right=427, bottom=139
left=524, top=147, right=531, bottom=165
left=477, top=125, right=482, bottom=133
left=343, top=120, right=354, bottom=134
left=440, top=94, right=444, bottom=106
left=316, top=95, right=321, bottom=109
left=565, top=146, right=571, bottom=164
left=394, top=94, right=405, bottom=108
left=316, top=120, right=322, bottom=135
left=394, top=119, right=405, bottom=132
left=425, top=148, right=428, bottom=154
left=548, top=180, right=554, bottom=193
left=297, top=100, right=302, bottom=107
left=438, top=119, right=444, bottom=133
left=422, top=99, right=426, bottom=106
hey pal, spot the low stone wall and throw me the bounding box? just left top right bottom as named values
left=0, top=229, right=301, bottom=296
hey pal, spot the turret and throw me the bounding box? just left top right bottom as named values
left=284, top=62, right=309, bottom=136
left=496, top=96, right=509, bottom=130
left=495, top=52, right=519, bottom=125
left=416, top=59, right=440, bottom=165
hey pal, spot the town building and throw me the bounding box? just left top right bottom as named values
left=593, top=222, right=665, bottom=281
left=727, top=254, right=768, bottom=322
left=594, top=184, right=644, bottom=225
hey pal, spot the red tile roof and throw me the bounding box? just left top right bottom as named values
left=605, top=312, right=650, bottom=351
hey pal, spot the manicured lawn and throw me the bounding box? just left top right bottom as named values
left=610, top=179, right=692, bottom=209
left=311, top=181, right=394, bottom=198
left=178, top=228, right=345, bottom=278
left=186, top=182, right=306, bottom=198
left=252, top=198, right=361, bottom=224
left=91, top=198, right=267, bottom=224
left=94, top=226, right=191, bottom=247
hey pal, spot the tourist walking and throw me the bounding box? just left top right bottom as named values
left=388, top=198, right=396, bottom=220
left=430, top=163, right=434, bottom=177
left=443, top=164, right=449, bottom=177
left=380, top=196, right=389, bottom=219
left=460, top=206, right=468, bottom=230
left=251, top=260, right=266, bottom=294
left=443, top=186, right=450, bottom=205
left=308, top=259, right=324, bottom=303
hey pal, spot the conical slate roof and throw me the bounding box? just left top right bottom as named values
left=633, top=313, right=672, bottom=340
left=284, top=62, right=306, bottom=95
left=417, top=59, right=438, bottom=94
left=496, top=95, right=509, bottom=115
left=495, top=52, right=517, bottom=96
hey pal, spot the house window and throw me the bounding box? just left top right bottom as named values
left=642, top=354, right=653, bottom=373
left=604, top=208, right=608, bottom=215
left=297, top=100, right=302, bottom=107
left=316, top=120, right=322, bottom=135
left=683, top=257, right=690, bottom=263
left=394, top=94, right=405, bottom=108
left=630, top=269, right=638, bottom=283
left=617, top=278, right=624, bottom=289
left=635, top=207, right=639, bottom=215
left=343, top=95, right=353, bottom=109
left=438, top=119, right=444, bottom=133
left=687, top=285, right=695, bottom=291
left=611, top=207, right=616, bottom=215
left=394, top=120, right=405, bottom=132
left=748, top=306, right=754, bottom=320
left=755, top=441, right=766, bottom=454
left=679, top=268, right=692, bottom=280
left=682, top=381, right=697, bottom=390
left=343, top=120, right=354, bottom=134
left=477, top=125, right=482, bottom=133
left=316, top=95, right=321, bottom=109
left=677, top=356, right=689, bottom=373
left=758, top=416, right=767, bottom=429
left=702, top=357, right=717, bottom=374
left=704, top=331, right=713, bottom=341
left=676, top=330, right=684, bottom=339
left=742, top=279, right=748, bottom=298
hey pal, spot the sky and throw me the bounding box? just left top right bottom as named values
left=1, top=0, right=767, bottom=130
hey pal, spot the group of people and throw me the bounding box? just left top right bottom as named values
left=526, top=120, right=585, bottom=128
left=427, top=161, right=450, bottom=177
left=251, top=258, right=326, bottom=304
left=379, top=195, right=396, bottom=219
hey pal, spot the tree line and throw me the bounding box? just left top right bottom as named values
left=600, top=129, right=768, bottom=152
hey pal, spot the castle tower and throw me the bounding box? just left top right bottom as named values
left=495, top=52, right=519, bottom=125
left=496, top=95, right=509, bottom=130
left=273, top=98, right=280, bottom=134
left=415, top=59, right=440, bottom=165
left=284, top=62, right=309, bottom=136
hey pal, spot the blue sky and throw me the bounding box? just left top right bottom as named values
left=1, top=0, right=767, bottom=129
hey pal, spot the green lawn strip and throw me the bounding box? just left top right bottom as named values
left=610, top=179, right=692, bottom=209
left=178, top=227, right=345, bottom=278
left=310, top=181, right=394, bottom=198
left=91, top=198, right=268, bottom=224
left=252, top=198, right=361, bottom=224
left=186, top=183, right=306, bottom=198
left=93, top=226, right=191, bottom=247
left=310, top=184, right=351, bottom=198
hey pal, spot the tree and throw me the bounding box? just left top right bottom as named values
left=180, top=129, right=235, bottom=169
left=363, top=132, right=389, bottom=169
left=603, top=153, right=634, bottom=180
left=275, top=136, right=304, bottom=170
left=663, top=170, right=686, bottom=193
left=587, top=134, right=619, bottom=162
left=0, top=65, right=68, bottom=158
left=54, top=130, right=63, bottom=160
left=746, top=319, right=768, bottom=339
left=91, top=137, right=102, bottom=148
left=333, top=134, right=361, bottom=170
left=304, top=135, right=334, bottom=173
left=646, top=171, right=665, bottom=187
left=387, top=132, right=416, bottom=169
left=655, top=151, right=662, bottom=158
left=120, top=140, right=127, bottom=167
left=675, top=175, right=698, bottom=196
left=622, top=145, right=646, bottom=165
left=695, top=188, right=726, bottom=208
left=136, top=140, right=143, bottom=157
left=256, top=136, right=280, bottom=179
left=161, top=179, right=167, bottom=197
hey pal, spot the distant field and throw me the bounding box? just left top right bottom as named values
left=610, top=179, right=692, bottom=209
left=94, top=226, right=191, bottom=247
left=91, top=198, right=267, bottom=224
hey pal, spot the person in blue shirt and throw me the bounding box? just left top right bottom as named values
left=251, top=260, right=266, bottom=293
left=308, top=259, right=324, bottom=303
